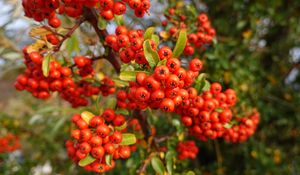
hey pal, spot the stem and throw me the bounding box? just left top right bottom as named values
left=83, top=8, right=121, bottom=73
left=214, top=140, right=223, bottom=175
left=41, top=18, right=85, bottom=55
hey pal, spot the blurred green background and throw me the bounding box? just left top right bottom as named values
left=0, top=0, right=299, bottom=174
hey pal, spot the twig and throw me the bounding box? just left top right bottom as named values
left=83, top=8, right=121, bottom=73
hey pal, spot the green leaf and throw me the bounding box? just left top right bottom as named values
left=166, top=151, right=176, bottom=175
left=42, top=54, right=52, bottom=77
left=98, top=17, right=108, bottom=30
left=78, top=154, right=96, bottom=167
left=144, top=27, right=156, bottom=40
left=186, top=171, right=196, bottom=175
left=151, top=156, right=166, bottom=175
left=120, top=133, right=137, bottom=145
left=224, top=120, right=238, bottom=129
left=143, top=40, right=160, bottom=68
left=115, top=121, right=128, bottom=131
left=202, top=80, right=211, bottom=91
left=119, top=71, right=137, bottom=81
left=105, top=154, right=113, bottom=166
left=114, top=15, right=124, bottom=26
left=115, top=108, right=129, bottom=115
left=112, top=78, right=129, bottom=87
left=66, top=34, right=80, bottom=56
left=193, top=73, right=206, bottom=93
left=157, top=59, right=167, bottom=66
left=215, top=108, right=223, bottom=113
left=151, top=34, right=160, bottom=46
left=172, top=29, right=187, bottom=58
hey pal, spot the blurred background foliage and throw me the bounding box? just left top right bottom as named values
left=0, top=0, right=299, bottom=174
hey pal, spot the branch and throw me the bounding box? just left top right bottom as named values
left=83, top=8, right=121, bottom=73
left=40, top=18, right=85, bottom=55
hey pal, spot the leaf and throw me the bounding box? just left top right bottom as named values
left=66, top=34, right=80, bottom=56
left=119, top=133, right=137, bottom=145
left=114, top=15, right=124, bottom=26
left=193, top=73, right=206, bottom=93
left=151, top=35, right=160, bottom=46
left=115, top=108, right=129, bottom=115
left=98, top=17, right=108, bottom=30
left=186, top=171, right=196, bottom=175
left=151, top=156, right=166, bottom=175
left=172, top=30, right=187, bottom=58
left=112, top=78, right=129, bottom=87
left=78, top=154, right=96, bottom=167
left=202, top=80, right=211, bottom=91
left=119, top=71, right=137, bottom=81
left=144, top=27, right=156, bottom=40
left=115, top=122, right=127, bottom=131
left=105, top=154, right=112, bottom=166
left=42, top=54, right=52, bottom=77
left=27, top=40, right=47, bottom=53
left=143, top=40, right=160, bottom=68
left=157, top=59, right=167, bottom=66
left=166, top=151, right=176, bottom=175
left=29, top=26, right=52, bottom=37
left=215, top=108, right=223, bottom=113
left=81, top=111, right=95, bottom=124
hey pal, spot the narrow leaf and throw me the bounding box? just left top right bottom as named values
left=143, top=40, right=160, bottom=68
left=105, top=154, right=113, bottom=166
left=29, top=26, right=52, bottom=37
left=144, top=27, right=155, bottom=40
left=42, top=54, right=51, bottom=77
left=166, top=151, right=176, bottom=175
left=157, top=59, right=167, bottom=66
left=98, top=17, right=108, bottom=30
left=114, top=15, right=124, bottom=26
left=66, top=34, right=80, bottom=56
left=202, top=80, right=211, bottom=91
left=151, top=34, right=160, bottom=46
left=172, top=30, right=187, bottom=58
left=81, top=111, right=95, bottom=124
left=78, top=154, right=96, bottom=167
left=120, top=133, right=137, bottom=145
left=115, top=109, right=129, bottom=115
left=115, top=122, right=127, bottom=131
left=151, top=156, right=166, bottom=175
left=186, top=171, right=196, bottom=175
left=119, top=71, right=137, bottom=81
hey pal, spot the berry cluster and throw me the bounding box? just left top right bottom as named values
left=66, top=110, right=132, bottom=173
left=223, top=110, right=260, bottom=143
left=105, top=26, right=148, bottom=64
left=15, top=49, right=115, bottom=107
left=116, top=57, right=202, bottom=111
left=176, top=141, right=199, bottom=160
left=163, top=9, right=216, bottom=55
left=182, top=84, right=238, bottom=141
left=22, top=0, right=151, bottom=28
left=0, top=133, right=21, bottom=154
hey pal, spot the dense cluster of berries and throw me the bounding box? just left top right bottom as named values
left=0, top=133, right=21, bottom=154
left=163, top=9, right=216, bottom=55
left=15, top=49, right=115, bottom=107
left=116, top=57, right=202, bottom=110
left=176, top=141, right=199, bottom=160
left=182, top=84, right=238, bottom=141
left=66, top=110, right=132, bottom=173
left=105, top=26, right=148, bottom=64
left=22, top=0, right=151, bottom=28
left=223, top=110, right=260, bottom=143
